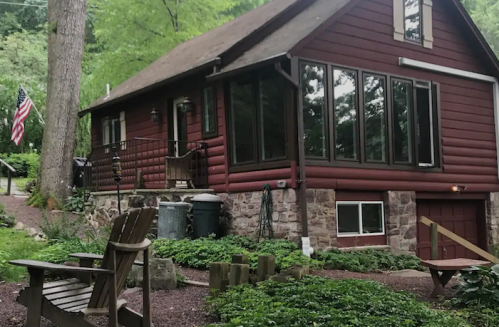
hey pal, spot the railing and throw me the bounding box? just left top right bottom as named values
left=0, top=158, right=16, bottom=195
left=82, top=138, right=208, bottom=192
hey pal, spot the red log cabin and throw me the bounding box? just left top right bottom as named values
left=80, top=0, right=499, bottom=259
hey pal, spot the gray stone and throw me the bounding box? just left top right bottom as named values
left=13, top=222, right=25, bottom=230
left=128, top=195, right=145, bottom=208
left=144, top=195, right=158, bottom=207
left=131, top=258, right=177, bottom=290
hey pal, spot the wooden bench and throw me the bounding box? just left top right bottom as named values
left=421, top=258, right=491, bottom=297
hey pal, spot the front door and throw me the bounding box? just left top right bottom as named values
left=168, top=97, right=188, bottom=156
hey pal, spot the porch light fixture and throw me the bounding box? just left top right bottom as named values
left=112, top=146, right=122, bottom=214
left=150, top=106, right=160, bottom=123
left=177, top=97, right=195, bottom=113
left=451, top=185, right=467, bottom=193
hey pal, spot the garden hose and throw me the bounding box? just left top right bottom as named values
left=258, top=183, right=274, bottom=240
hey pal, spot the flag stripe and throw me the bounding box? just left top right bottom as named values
left=12, top=86, right=34, bottom=146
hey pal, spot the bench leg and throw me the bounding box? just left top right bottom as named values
left=430, top=269, right=456, bottom=298
left=26, top=268, right=44, bottom=327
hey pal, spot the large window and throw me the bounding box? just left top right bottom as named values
left=337, top=201, right=384, bottom=236
left=301, top=63, right=327, bottom=158
left=202, top=86, right=217, bottom=138
left=229, top=72, right=287, bottom=166
left=300, top=61, right=441, bottom=169
left=404, top=0, right=422, bottom=42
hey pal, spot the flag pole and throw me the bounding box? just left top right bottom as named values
left=20, top=84, right=45, bottom=125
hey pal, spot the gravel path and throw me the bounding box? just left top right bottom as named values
left=0, top=282, right=216, bottom=327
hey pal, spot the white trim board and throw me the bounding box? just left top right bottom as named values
left=399, top=57, right=499, bottom=179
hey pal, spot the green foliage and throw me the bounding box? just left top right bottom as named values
left=0, top=228, right=47, bottom=281
left=64, top=188, right=86, bottom=213
left=32, top=238, right=105, bottom=264
left=317, top=249, right=424, bottom=273
left=0, top=153, right=40, bottom=178
left=0, top=203, right=16, bottom=227
left=39, top=211, right=86, bottom=243
left=450, top=264, right=499, bottom=308
left=206, top=276, right=469, bottom=327
left=459, top=308, right=499, bottom=327
left=27, top=188, right=48, bottom=209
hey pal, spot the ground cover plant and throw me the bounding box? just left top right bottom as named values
left=0, top=228, right=47, bottom=281
left=206, top=275, right=469, bottom=327
left=153, top=235, right=424, bottom=272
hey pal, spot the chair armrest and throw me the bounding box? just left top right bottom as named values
left=69, top=253, right=144, bottom=266
left=9, top=259, right=114, bottom=274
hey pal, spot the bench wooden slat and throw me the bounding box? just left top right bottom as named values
left=43, top=283, right=89, bottom=295
left=421, top=258, right=491, bottom=270
left=51, top=292, right=92, bottom=306
left=45, top=287, right=93, bottom=301
left=57, top=299, right=90, bottom=310
left=43, top=278, right=80, bottom=289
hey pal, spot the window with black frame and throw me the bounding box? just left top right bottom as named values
left=202, top=86, right=217, bottom=138
left=229, top=72, right=287, bottom=166
left=299, top=61, right=440, bottom=168
left=102, top=115, right=121, bottom=145
left=404, top=0, right=422, bottom=43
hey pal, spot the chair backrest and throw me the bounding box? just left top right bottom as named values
left=87, top=207, right=157, bottom=309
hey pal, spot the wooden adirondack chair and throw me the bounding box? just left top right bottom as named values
left=9, top=207, right=157, bottom=327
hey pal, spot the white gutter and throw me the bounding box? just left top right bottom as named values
left=399, top=57, right=499, bottom=179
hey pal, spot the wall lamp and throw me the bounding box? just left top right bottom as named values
left=151, top=106, right=160, bottom=123
left=451, top=185, right=467, bottom=193
left=177, top=97, right=195, bottom=113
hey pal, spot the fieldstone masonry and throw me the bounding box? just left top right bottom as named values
left=486, top=192, right=499, bottom=250
left=384, top=191, right=417, bottom=255
left=219, top=188, right=336, bottom=250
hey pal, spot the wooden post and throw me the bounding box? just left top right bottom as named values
left=232, top=254, right=249, bottom=265
left=229, top=264, right=249, bottom=286
left=143, top=248, right=152, bottom=327
left=7, top=170, right=11, bottom=196
left=257, top=255, right=275, bottom=281
left=430, top=223, right=438, bottom=260
left=26, top=268, right=43, bottom=327
left=209, top=262, right=229, bottom=296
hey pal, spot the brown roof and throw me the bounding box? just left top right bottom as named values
left=84, top=0, right=299, bottom=113
left=209, top=0, right=352, bottom=79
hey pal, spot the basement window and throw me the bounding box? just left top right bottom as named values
left=337, top=201, right=385, bottom=236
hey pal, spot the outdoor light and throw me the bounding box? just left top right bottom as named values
left=451, top=185, right=467, bottom=193
left=111, top=146, right=122, bottom=214
left=150, top=106, right=160, bottom=122
left=178, top=97, right=195, bottom=113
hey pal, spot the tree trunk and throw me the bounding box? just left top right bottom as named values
left=39, top=0, right=87, bottom=202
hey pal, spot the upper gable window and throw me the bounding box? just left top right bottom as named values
left=394, top=0, right=433, bottom=49
left=404, top=0, right=421, bottom=42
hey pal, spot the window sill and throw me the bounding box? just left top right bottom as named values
left=338, top=233, right=385, bottom=238
left=338, top=245, right=391, bottom=252
left=306, top=159, right=442, bottom=173
left=229, top=160, right=291, bottom=174
left=201, top=132, right=218, bottom=140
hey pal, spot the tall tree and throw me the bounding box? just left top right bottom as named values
left=39, top=0, right=87, bottom=201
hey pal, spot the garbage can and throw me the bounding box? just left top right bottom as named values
left=72, top=157, right=89, bottom=188
left=158, top=202, right=190, bottom=240
left=192, top=193, right=222, bottom=238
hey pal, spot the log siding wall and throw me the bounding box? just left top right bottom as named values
left=294, top=0, right=499, bottom=193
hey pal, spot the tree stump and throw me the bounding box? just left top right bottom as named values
left=257, top=255, right=275, bottom=282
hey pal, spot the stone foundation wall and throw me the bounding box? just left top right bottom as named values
left=219, top=188, right=336, bottom=251
left=85, top=189, right=213, bottom=233
left=486, top=192, right=499, bottom=250
left=384, top=191, right=417, bottom=255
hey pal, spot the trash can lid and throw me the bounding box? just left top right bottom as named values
left=192, top=193, right=222, bottom=203
left=159, top=201, right=190, bottom=207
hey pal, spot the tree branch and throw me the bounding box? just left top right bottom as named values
left=162, top=0, right=178, bottom=32
left=133, top=20, right=165, bottom=38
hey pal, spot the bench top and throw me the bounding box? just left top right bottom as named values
left=421, top=258, right=491, bottom=270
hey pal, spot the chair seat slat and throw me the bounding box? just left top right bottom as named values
left=43, top=278, right=80, bottom=289
left=57, top=298, right=90, bottom=310
left=51, top=292, right=92, bottom=306
left=43, top=283, right=89, bottom=295
left=45, top=287, right=93, bottom=301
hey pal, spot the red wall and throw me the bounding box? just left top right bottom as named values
left=294, top=0, right=499, bottom=193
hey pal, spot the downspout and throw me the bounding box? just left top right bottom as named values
left=275, top=62, right=312, bottom=257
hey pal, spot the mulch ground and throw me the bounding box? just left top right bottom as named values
left=0, top=196, right=46, bottom=232
left=0, top=282, right=216, bottom=327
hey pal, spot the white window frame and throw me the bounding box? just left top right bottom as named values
left=415, top=81, right=435, bottom=167
left=336, top=201, right=385, bottom=237
left=102, top=111, right=127, bottom=153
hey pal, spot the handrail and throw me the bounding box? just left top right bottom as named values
left=0, top=158, right=16, bottom=196
left=0, top=158, right=16, bottom=173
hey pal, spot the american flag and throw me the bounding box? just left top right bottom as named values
left=11, top=85, right=34, bottom=146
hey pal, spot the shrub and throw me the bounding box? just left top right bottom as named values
left=450, top=264, right=499, bottom=309
left=0, top=214, right=16, bottom=227
left=40, top=211, right=86, bottom=243
left=153, top=236, right=321, bottom=271
left=32, top=238, right=105, bottom=264
left=64, top=188, right=86, bottom=213
left=0, top=153, right=39, bottom=178
left=317, top=248, right=424, bottom=272
left=27, top=189, right=48, bottom=209
left=206, top=276, right=469, bottom=327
